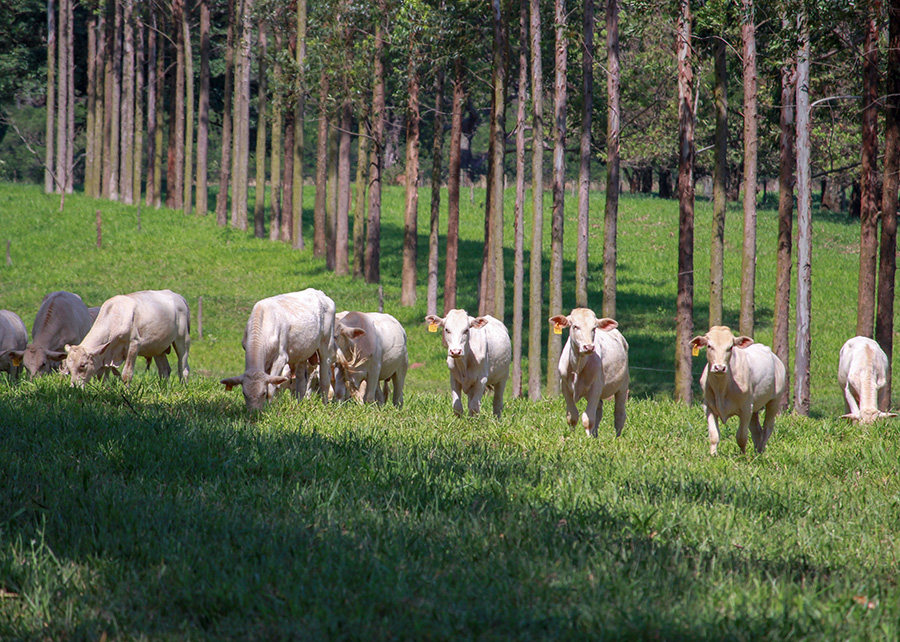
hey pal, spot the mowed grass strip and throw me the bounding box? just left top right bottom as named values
left=1, top=183, right=898, bottom=639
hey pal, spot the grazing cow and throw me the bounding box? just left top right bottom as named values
left=65, top=289, right=191, bottom=386
left=221, top=288, right=335, bottom=410
left=690, top=326, right=786, bottom=455
left=333, top=311, right=408, bottom=406
left=838, top=336, right=897, bottom=424
left=0, top=310, right=28, bottom=379
left=548, top=309, right=629, bottom=438
left=9, top=291, right=94, bottom=377
left=424, top=309, right=511, bottom=419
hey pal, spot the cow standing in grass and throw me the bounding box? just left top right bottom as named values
left=425, top=310, right=511, bottom=419
left=838, top=336, right=897, bottom=424
left=221, top=288, right=335, bottom=411
left=690, top=326, right=786, bottom=455
left=10, top=291, right=94, bottom=377
left=333, top=311, right=408, bottom=406
left=0, top=310, right=28, bottom=379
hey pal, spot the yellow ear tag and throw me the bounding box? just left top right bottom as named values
left=692, top=345, right=700, bottom=357
left=428, top=322, right=439, bottom=333
left=11, top=355, right=21, bottom=367
left=553, top=323, right=563, bottom=335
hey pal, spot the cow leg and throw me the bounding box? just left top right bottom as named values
left=706, top=407, right=721, bottom=456
left=153, top=354, right=171, bottom=379
left=317, top=349, right=333, bottom=404
left=364, top=372, right=379, bottom=404
left=392, top=366, right=407, bottom=407
left=844, top=384, right=861, bottom=417
left=878, top=383, right=890, bottom=413
left=562, top=380, right=579, bottom=427
left=121, top=341, right=140, bottom=384
left=759, top=398, right=780, bottom=453
left=735, top=412, right=751, bottom=454
left=450, top=377, right=464, bottom=416
left=172, top=333, right=190, bottom=380
left=613, top=388, right=627, bottom=437
left=748, top=412, right=763, bottom=453
left=583, top=396, right=601, bottom=438
left=468, top=378, right=487, bottom=416
left=492, top=378, right=507, bottom=419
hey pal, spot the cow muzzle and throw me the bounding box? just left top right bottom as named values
left=710, top=364, right=727, bottom=374
left=580, top=344, right=595, bottom=354
left=448, top=348, right=463, bottom=359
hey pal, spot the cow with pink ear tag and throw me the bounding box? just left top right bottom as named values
left=548, top=308, right=629, bottom=438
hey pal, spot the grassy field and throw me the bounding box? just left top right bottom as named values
left=1, top=182, right=898, bottom=639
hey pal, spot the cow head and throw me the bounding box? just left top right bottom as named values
left=689, top=326, right=753, bottom=376
left=549, top=309, right=618, bottom=356
left=64, top=342, right=113, bottom=387
left=425, top=310, right=489, bottom=360
left=221, top=371, right=290, bottom=411
left=11, top=345, right=68, bottom=377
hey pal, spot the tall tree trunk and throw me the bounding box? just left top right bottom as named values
left=168, top=0, right=185, bottom=209
left=576, top=0, right=594, bottom=309
left=674, top=0, right=694, bottom=404
left=794, top=11, right=812, bottom=416
left=365, top=16, right=385, bottom=285
left=133, top=15, right=144, bottom=205
left=336, top=100, right=352, bottom=276
left=512, top=0, right=528, bottom=397
left=196, top=0, right=210, bottom=214
left=64, top=0, right=73, bottom=195
left=182, top=1, right=194, bottom=214
left=55, top=0, right=68, bottom=193
left=120, top=0, right=135, bottom=204
left=145, top=9, right=156, bottom=206
left=231, top=0, right=252, bottom=230
left=857, top=8, right=879, bottom=338
left=281, top=110, right=294, bottom=242
left=485, top=0, right=507, bottom=319
left=253, top=20, right=268, bottom=237
left=151, top=11, right=164, bottom=207
left=739, top=0, right=758, bottom=337
left=547, top=0, right=566, bottom=397
left=353, top=116, right=369, bottom=278
left=92, top=11, right=107, bottom=199
left=84, top=9, right=96, bottom=197
left=528, top=0, right=544, bottom=398
left=45, top=0, right=56, bottom=193
left=603, top=0, right=619, bottom=319
left=102, top=0, right=115, bottom=199
left=427, top=69, right=445, bottom=315
left=401, top=62, right=421, bottom=306
left=326, top=122, right=339, bottom=269
left=774, top=17, right=795, bottom=410
left=292, top=0, right=307, bottom=250
left=444, top=59, right=464, bottom=313
left=877, top=0, right=900, bottom=405
left=710, top=38, right=727, bottom=327
left=313, top=73, right=329, bottom=259
left=215, top=0, right=236, bottom=224
left=269, top=28, right=283, bottom=239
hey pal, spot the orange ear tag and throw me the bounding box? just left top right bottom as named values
left=553, top=323, right=563, bottom=335
left=692, top=345, right=700, bottom=357
left=428, top=323, right=439, bottom=333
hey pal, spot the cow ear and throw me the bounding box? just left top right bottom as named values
left=689, top=336, right=708, bottom=350
left=47, top=351, right=67, bottom=363
left=8, top=350, right=24, bottom=367
left=424, top=314, right=444, bottom=328
left=267, top=375, right=290, bottom=388
left=64, top=344, right=73, bottom=354
left=548, top=315, right=569, bottom=328
left=221, top=375, right=244, bottom=391
left=734, top=336, right=754, bottom=349
left=596, top=318, right=618, bottom=332
left=881, top=411, right=899, bottom=419
left=841, top=412, right=859, bottom=421
left=345, top=327, right=366, bottom=339
left=470, top=317, right=490, bottom=329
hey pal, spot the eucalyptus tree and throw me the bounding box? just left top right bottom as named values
left=739, top=0, right=758, bottom=338
left=603, top=0, right=620, bottom=320
left=575, top=0, right=593, bottom=309
left=794, top=6, right=811, bottom=416
left=857, top=3, right=879, bottom=338
left=45, top=0, right=55, bottom=193
left=215, top=0, right=236, bottom=225
left=196, top=0, right=211, bottom=215
left=182, top=0, right=195, bottom=215
left=527, top=0, right=543, bottom=398
left=292, top=0, right=307, bottom=250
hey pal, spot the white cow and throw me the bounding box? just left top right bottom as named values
left=10, top=291, right=94, bottom=377
left=838, top=336, right=897, bottom=423
left=690, top=326, right=786, bottom=455
left=0, top=310, right=28, bottom=379
left=65, top=289, right=191, bottom=386
left=424, top=309, right=511, bottom=419
left=333, top=311, right=408, bottom=406
left=549, top=309, right=629, bottom=438
left=221, top=288, right=335, bottom=410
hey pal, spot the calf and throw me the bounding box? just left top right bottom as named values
left=0, top=310, right=28, bottom=379
left=333, top=311, right=408, bottom=406
left=838, top=336, right=897, bottom=423
left=65, top=289, right=191, bottom=386
left=10, top=291, right=94, bottom=377
left=221, top=288, right=334, bottom=410
left=690, top=326, right=786, bottom=455
left=549, top=309, right=629, bottom=437
left=424, top=309, right=511, bottom=419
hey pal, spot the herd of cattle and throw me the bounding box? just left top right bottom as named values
left=0, top=288, right=896, bottom=455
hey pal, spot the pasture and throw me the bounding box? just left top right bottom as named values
left=1, top=182, right=898, bottom=639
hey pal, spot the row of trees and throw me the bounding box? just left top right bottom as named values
left=23, top=0, right=900, bottom=407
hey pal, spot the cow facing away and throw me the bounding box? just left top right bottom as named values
left=0, top=310, right=28, bottom=379
left=10, top=291, right=94, bottom=377
left=838, top=336, right=897, bottom=424
left=549, top=309, right=629, bottom=438
left=333, top=311, right=408, bottom=406
left=65, top=289, right=191, bottom=386
left=424, top=310, right=511, bottom=419
left=690, top=326, right=786, bottom=455
left=221, top=289, right=335, bottom=411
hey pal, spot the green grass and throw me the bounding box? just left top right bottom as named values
left=1, top=182, right=898, bottom=640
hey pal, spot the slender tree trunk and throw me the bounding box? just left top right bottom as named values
left=528, top=0, right=544, bottom=398
left=857, top=8, right=880, bottom=338
left=146, top=9, right=156, bottom=206
left=215, top=0, right=235, bottom=224
left=444, top=60, right=464, bottom=313
left=674, top=0, right=694, bottom=404
left=85, top=9, right=96, bottom=197
left=739, top=0, right=758, bottom=337
left=182, top=1, right=194, bottom=214
left=427, top=69, right=445, bottom=315
left=102, top=0, right=114, bottom=198
left=292, top=0, right=307, bottom=250
left=512, top=0, right=528, bottom=397
left=64, top=0, right=73, bottom=194
left=168, top=0, right=184, bottom=209
left=314, top=74, right=329, bottom=258
left=92, top=11, right=106, bottom=199
left=603, top=0, right=619, bottom=319
left=774, top=19, right=795, bottom=410
left=336, top=100, right=352, bottom=276
left=547, top=0, right=566, bottom=397
left=133, top=16, right=144, bottom=205
left=55, top=0, right=68, bottom=194
left=365, top=17, right=385, bottom=285
left=576, top=0, right=594, bottom=308
left=326, top=124, right=339, bottom=269
left=353, top=116, right=369, bottom=277
left=710, top=37, right=727, bottom=327
left=253, top=20, right=268, bottom=237
left=45, top=0, right=56, bottom=193
left=281, top=110, right=294, bottom=242
left=401, top=61, right=421, bottom=306
left=120, top=0, right=135, bottom=204
left=877, top=0, right=900, bottom=405
left=270, top=28, right=283, bottom=239
left=484, top=0, right=507, bottom=319
left=794, top=11, right=812, bottom=416
left=231, top=0, right=252, bottom=230
left=195, top=0, right=210, bottom=214
left=152, top=12, right=164, bottom=208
